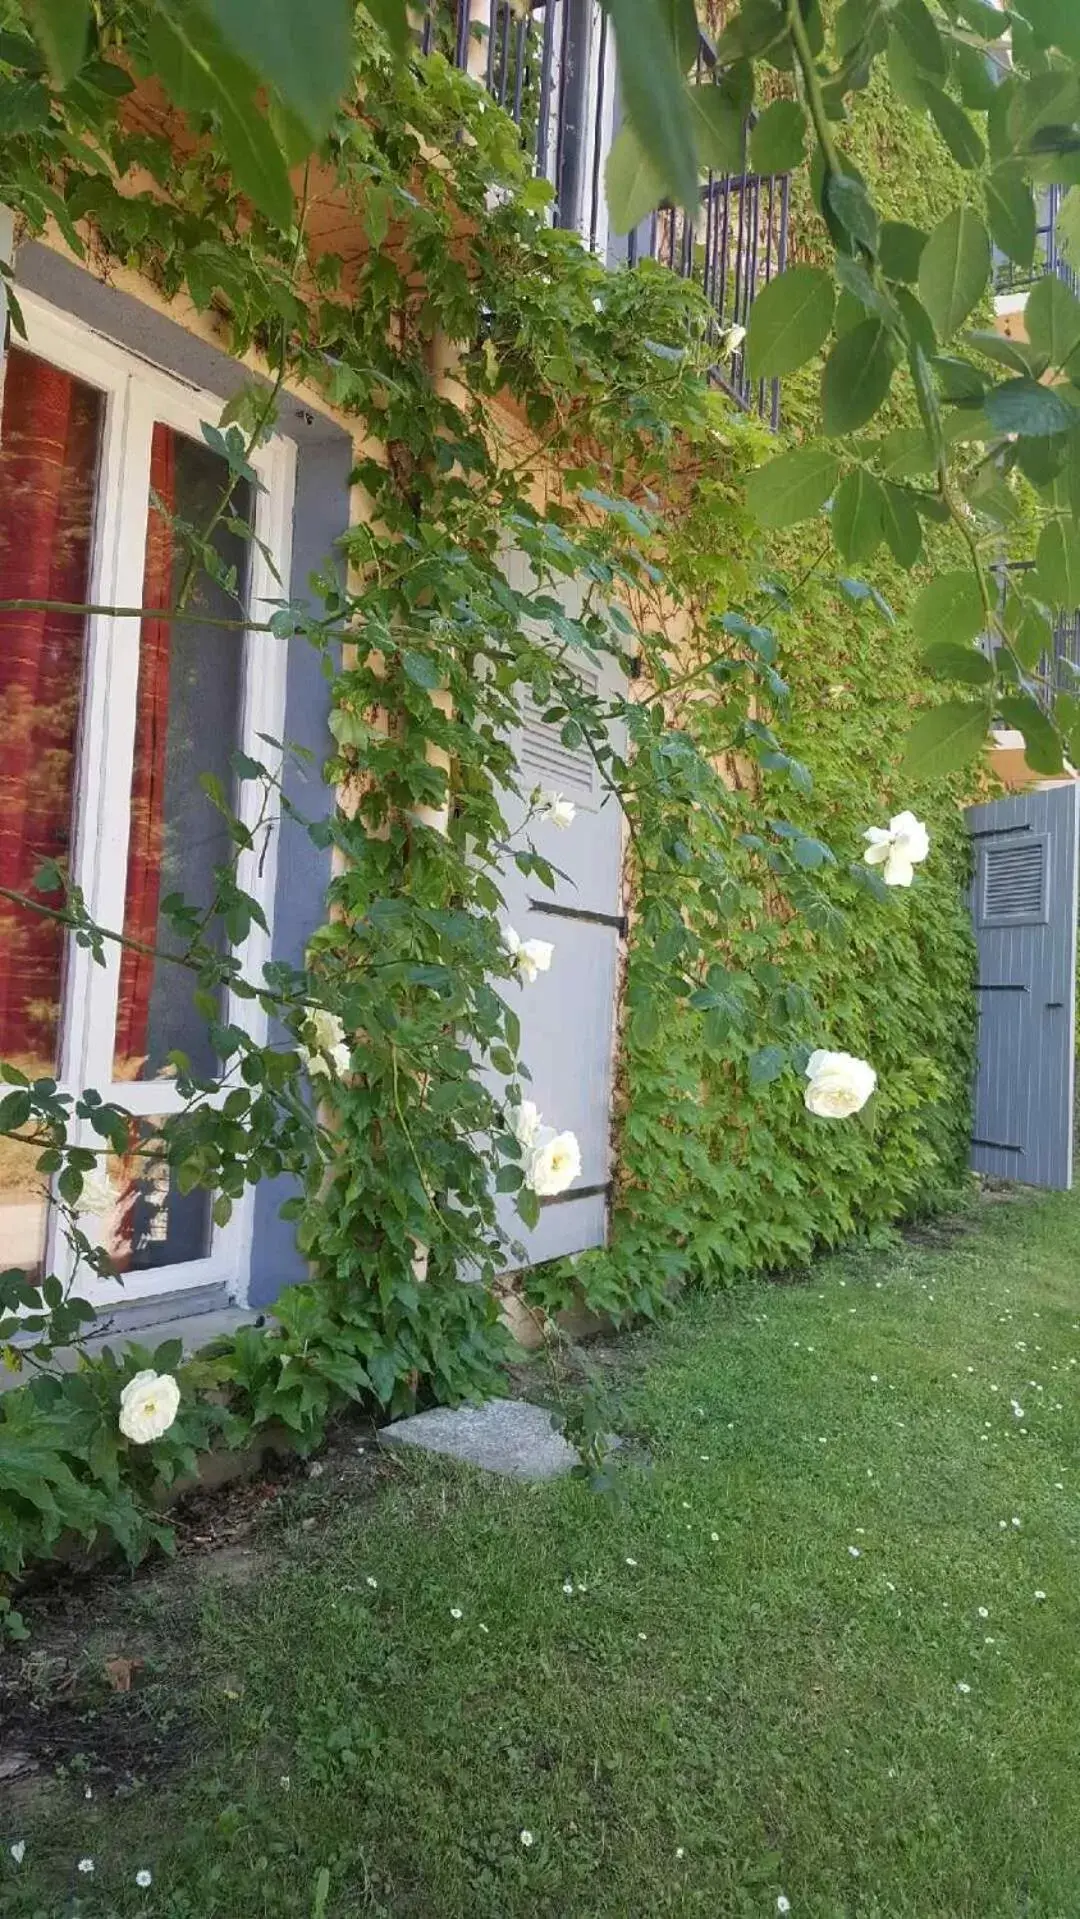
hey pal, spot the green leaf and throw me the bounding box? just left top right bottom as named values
left=744, top=446, right=841, bottom=528
left=955, top=0, right=1007, bottom=33
left=879, top=220, right=927, bottom=283
left=603, top=0, right=699, bottom=214
left=745, top=265, right=835, bottom=379
left=1025, top=273, right=1080, bottom=372
left=821, top=319, right=895, bottom=434
left=964, top=327, right=1045, bottom=377
left=661, top=0, right=702, bottom=71
left=604, top=121, right=665, bottom=235
left=925, top=85, right=985, bottom=169
left=749, top=99, right=806, bottom=173
left=901, top=698, right=989, bottom=777
left=921, top=640, right=994, bottom=685
left=19, top=0, right=87, bottom=85
left=893, top=0, right=946, bottom=74
left=1009, top=601, right=1054, bottom=670
left=826, top=171, right=880, bottom=253
left=831, top=469, right=885, bottom=563
left=686, top=83, right=746, bottom=173
left=360, top=0, right=410, bottom=57
left=748, top=1043, right=787, bottom=1087
left=203, top=0, right=353, bottom=134
left=911, top=569, right=986, bottom=648
left=880, top=483, right=923, bottom=566
left=997, top=693, right=1064, bottom=774
left=984, top=161, right=1037, bottom=269
left=401, top=649, right=441, bottom=691
left=1035, top=518, right=1080, bottom=604
left=984, top=378, right=1080, bottom=437
left=918, top=206, right=990, bottom=341
left=516, top=1187, right=541, bottom=1231
left=1015, top=0, right=1080, bottom=60
left=145, top=11, right=293, bottom=229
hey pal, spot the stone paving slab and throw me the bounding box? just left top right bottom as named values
left=380, top=1397, right=609, bottom=1481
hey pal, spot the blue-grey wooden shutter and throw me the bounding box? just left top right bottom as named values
left=493, top=555, right=626, bottom=1264
left=967, top=783, right=1080, bottom=1190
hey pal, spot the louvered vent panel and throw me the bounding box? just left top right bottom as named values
left=520, top=669, right=599, bottom=802
left=981, top=838, right=1047, bottom=926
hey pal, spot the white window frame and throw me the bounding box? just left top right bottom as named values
left=7, top=289, right=296, bottom=1308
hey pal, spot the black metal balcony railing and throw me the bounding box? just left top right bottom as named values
left=994, top=183, right=1079, bottom=300
left=425, top=0, right=789, bottom=425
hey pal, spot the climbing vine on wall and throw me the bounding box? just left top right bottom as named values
left=0, top=1, right=980, bottom=1603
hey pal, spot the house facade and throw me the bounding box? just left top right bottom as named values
left=0, top=3, right=787, bottom=1337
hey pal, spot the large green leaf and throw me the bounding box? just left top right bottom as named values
left=821, top=319, right=895, bottom=434
left=984, top=378, right=1080, bottom=437
left=1025, top=273, right=1080, bottom=372
left=605, top=122, right=666, bottom=234
left=745, top=265, right=835, bottom=379
left=925, top=85, right=985, bottom=169
left=146, top=10, right=293, bottom=228
left=911, top=569, right=986, bottom=647
left=745, top=446, right=841, bottom=528
left=1035, top=518, right=1080, bottom=604
left=901, top=698, right=990, bottom=777
left=831, top=468, right=885, bottom=563
left=1015, top=0, right=1080, bottom=60
left=686, top=83, right=746, bottom=173
left=881, top=483, right=923, bottom=566
left=997, top=693, right=1064, bottom=774
left=921, top=640, right=994, bottom=685
left=19, top=0, right=87, bottom=85
left=204, top=0, right=355, bottom=131
left=893, top=0, right=946, bottom=73
left=1005, top=70, right=1080, bottom=157
left=749, top=99, right=806, bottom=174
left=602, top=0, right=699, bottom=214
left=361, top=0, right=411, bottom=59
left=879, top=220, right=928, bottom=283
left=918, top=205, right=991, bottom=341
left=984, top=161, right=1037, bottom=268
left=661, top=0, right=702, bottom=71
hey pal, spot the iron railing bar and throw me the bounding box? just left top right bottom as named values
left=588, top=6, right=608, bottom=251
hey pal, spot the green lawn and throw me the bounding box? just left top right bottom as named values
left=5, top=1190, right=1080, bottom=1918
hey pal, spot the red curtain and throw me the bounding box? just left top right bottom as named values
left=114, top=423, right=176, bottom=1077
left=0, top=347, right=100, bottom=1063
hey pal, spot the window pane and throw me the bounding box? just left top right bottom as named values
left=101, top=1119, right=212, bottom=1272
left=0, top=346, right=102, bottom=1274
left=115, top=425, right=250, bottom=1083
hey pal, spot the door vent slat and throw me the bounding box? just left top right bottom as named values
left=979, top=837, right=1048, bottom=926
left=519, top=667, right=599, bottom=803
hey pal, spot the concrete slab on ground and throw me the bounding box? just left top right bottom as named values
left=380, top=1397, right=612, bottom=1481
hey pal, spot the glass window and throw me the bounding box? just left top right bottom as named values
left=0, top=345, right=102, bottom=1274
left=101, top=1117, right=213, bottom=1272
left=114, top=425, right=250, bottom=1084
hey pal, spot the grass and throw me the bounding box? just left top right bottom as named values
left=4, top=1188, right=1080, bottom=1918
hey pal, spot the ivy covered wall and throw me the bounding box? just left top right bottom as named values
left=527, top=73, right=985, bottom=1322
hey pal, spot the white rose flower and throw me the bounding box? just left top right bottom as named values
left=535, top=790, right=576, bottom=829
left=526, top=1128, right=582, bottom=1197
left=501, top=926, right=554, bottom=985
left=78, top=1168, right=116, bottom=1218
left=510, top=1100, right=543, bottom=1148
left=804, top=1050, right=877, bottom=1119
left=299, top=1006, right=351, bottom=1079
left=118, top=1370, right=181, bottom=1445
left=863, top=809, right=930, bottom=888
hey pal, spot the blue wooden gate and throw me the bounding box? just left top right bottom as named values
left=967, top=783, right=1080, bottom=1190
